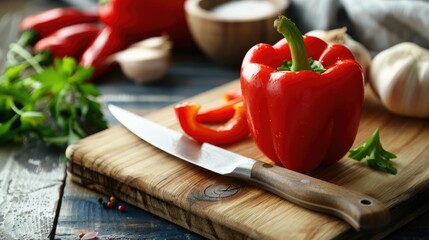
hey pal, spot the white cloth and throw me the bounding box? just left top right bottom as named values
left=288, top=0, right=429, bottom=52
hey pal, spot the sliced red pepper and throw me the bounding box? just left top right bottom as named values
left=33, top=23, right=100, bottom=59
left=196, top=97, right=243, bottom=124
left=223, top=89, right=243, bottom=101
left=175, top=101, right=249, bottom=145
left=19, top=8, right=98, bottom=47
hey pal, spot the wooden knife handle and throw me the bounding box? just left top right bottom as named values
left=250, top=162, right=390, bottom=230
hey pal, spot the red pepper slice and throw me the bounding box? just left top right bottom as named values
left=240, top=16, right=364, bottom=173
left=175, top=101, right=249, bottom=145
left=33, top=23, right=100, bottom=59
left=223, top=89, right=243, bottom=101
left=19, top=8, right=98, bottom=47
left=196, top=97, right=243, bottom=124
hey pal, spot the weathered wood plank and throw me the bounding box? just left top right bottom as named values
left=55, top=177, right=203, bottom=239
left=0, top=141, right=65, bottom=239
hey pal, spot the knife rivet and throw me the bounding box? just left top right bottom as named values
left=300, top=179, right=311, bottom=184
left=262, top=163, right=273, bottom=168
left=360, top=199, right=372, bottom=206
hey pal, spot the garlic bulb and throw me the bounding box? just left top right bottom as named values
left=111, top=35, right=172, bottom=84
left=369, top=42, right=429, bottom=118
left=306, top=28, right=372, bottom=80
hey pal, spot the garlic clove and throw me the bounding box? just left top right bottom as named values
left=114, top=48, right=171, bottom=84
left=111, top=35, right=172, bottom=84
left=130, top=34, right=171, bottom=50
left=369, top=42, right=429, bottom=118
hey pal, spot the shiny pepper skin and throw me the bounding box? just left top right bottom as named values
left=240, top=16, right=364, bottom=173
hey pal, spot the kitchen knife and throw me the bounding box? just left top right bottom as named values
left=108, top=104, right=390, bottom=231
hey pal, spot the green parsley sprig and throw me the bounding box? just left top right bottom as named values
left=0, top=44, right=107, bottom=148
left=348, top=128, right=397, bottom=175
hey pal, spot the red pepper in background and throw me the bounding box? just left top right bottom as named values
left=33, top=23, right=100, bottom=59
left=79, top=27, right=129, bottom=80
left=175, top=101, right=249, bottom=146
left=79, top=0, right=194, bottom=80
left=19, top=8, right=98, bottom=47
left=98, top=0, right=193, bottom=48
left=240, top=16, right=364, bottom=173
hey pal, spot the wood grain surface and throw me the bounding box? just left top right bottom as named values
left=66, top=80, right=429, bottom=239
left=0, top=142, right=65, bottom=239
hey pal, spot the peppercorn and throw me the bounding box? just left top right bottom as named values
left=79, top=232, right=85, bottom=239
left=101, top=202, right=108, bottom=209
left=97, top=197, right=103, bottom=204
left=109, top=196, right=116, bottom=204
left=107, top=201, right=114, bottom=208
left=118, top=205, right=125, bottom=212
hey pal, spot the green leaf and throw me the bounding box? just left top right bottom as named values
left=20, top=111, right=46, bottom=126
left=68, top=127, right=82, bottom=145
left=79, top=83, right=100, bottom=96
left=30, top=85, right=50, bottom=102
left=0, top=85, right=30, bottom=104
left=0, top=53, right=105, bottom=148
left=61, top=57, right=77, bottom=77
left=33, top=67, right=65, bottom=85
left=0, top=121, right=13, bottom=136
left=0, top=115, right=18, bottom=136
left=4, top=64, right=24, bottom=82
left=349, top=128, right=398, bottom=175
left=43, top=135, right=68, bottom=147
left=70, top=66, right=94, bottom=83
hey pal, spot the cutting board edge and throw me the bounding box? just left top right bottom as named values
left=67, top=156, right=429, bottom=240
left=66, top=159, right=258, bottom=240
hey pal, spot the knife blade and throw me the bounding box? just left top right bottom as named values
left=108, top=104, right=390, bottom=231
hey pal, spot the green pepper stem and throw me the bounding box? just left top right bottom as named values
left=17, top=29, right=39, bottom=47
left=275, top=16, right=310, bottom=71
left=9, top=43, right=44, bottom=73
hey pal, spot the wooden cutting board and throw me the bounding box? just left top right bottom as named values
left=66, top=80, right=429, bottom=239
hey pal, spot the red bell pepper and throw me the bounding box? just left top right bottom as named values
left=19, top=8, right=98, bottom=47
left=175, top=101, right=249, bottom=145
left=240, top=16, right=364, bottom=173
left=33, top=23, right=100, bottom=59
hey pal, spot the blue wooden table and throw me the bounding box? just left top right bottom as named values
left=0, top=1, right=429, bottom=239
